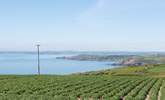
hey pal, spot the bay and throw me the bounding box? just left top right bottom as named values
left=0, top=52, right=116, bottom=75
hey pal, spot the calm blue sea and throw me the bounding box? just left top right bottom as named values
left=0, top=52, right=116, bottom=75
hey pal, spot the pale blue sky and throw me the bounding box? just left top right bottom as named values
left=0, top=0, right=165, bottom=51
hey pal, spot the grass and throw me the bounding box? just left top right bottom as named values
left=147, top=65, right=165, bottom=73
left=82, top=64, right=165, bottom=77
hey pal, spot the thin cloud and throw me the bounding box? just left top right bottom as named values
left=76, top=0, right=108, bottom=27
left=96, top=0, right=106, bottom=8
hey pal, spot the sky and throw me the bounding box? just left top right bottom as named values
left=0, top=0, right=165, bottom=51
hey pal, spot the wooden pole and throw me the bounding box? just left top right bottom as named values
left=37, top=44, right=40, bottom=75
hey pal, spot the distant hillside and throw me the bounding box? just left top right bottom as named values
left=56, top=54, right=134, bottom=62
left=121, top=55, right=165, bottom=66
left=57, top=54, right=165, bottom=66
left=76, top=64, right=165, bottom=77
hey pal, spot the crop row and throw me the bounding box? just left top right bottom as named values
left=160, top=79, right=165, bottom=100
left=150, top=79, right=162, bottom=100
left=0, top=76, right=164, bottom=100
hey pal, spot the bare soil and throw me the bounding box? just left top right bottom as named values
left=158, top=86, right=162, bottom=100
left=144, top=90, right=151, bottom=100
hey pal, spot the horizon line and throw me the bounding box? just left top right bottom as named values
left=0, top=50, right=165, bottom=53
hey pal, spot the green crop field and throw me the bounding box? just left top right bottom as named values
left=1, top=65, right=165, bottom=100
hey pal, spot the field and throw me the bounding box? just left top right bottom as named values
left=1, top=65, right=165, bottom=100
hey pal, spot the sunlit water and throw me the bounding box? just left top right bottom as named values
left=0, top=53, right=116, bottom=75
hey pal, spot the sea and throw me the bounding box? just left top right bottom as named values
left=0, top=52, right=118, bottom=75
left=0, top=51, right=163, bottom=75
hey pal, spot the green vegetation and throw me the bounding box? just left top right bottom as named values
left=1, top=64, right=165, bottom=100
left=149, top=79, right=162, bottom=100
left=83, top=64, right=165, bottom=77
left=161, top=80, right=165, bottom=100
left=86, top=66, right=147, bottom=76
left=147, top=65, right=165, bottom=73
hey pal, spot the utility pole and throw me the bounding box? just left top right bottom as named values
left=37, top=44, right=40, bottom=75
